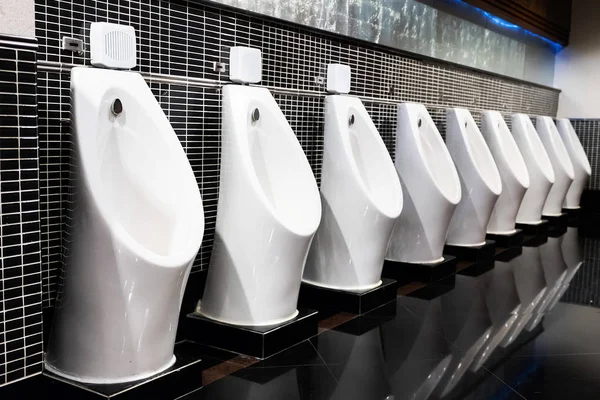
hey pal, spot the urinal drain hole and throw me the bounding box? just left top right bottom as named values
left=251, top=108, right=260, bottom=123
left=349, top=114, right=355, bottom=126
left=418, top=119, right=422, bottom=128
left=111, top=98, right=123, bottom=116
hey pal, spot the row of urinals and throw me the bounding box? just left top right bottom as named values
left=43, top=39, right=591, bottom=385
left=200, top=227, right=584, bottom=400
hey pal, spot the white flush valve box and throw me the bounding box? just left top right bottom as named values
left=90, top=22, right=137, bottom=69
left=327, top=64, right=351, bottom=94
left=229, top=47, right=262, bottom=83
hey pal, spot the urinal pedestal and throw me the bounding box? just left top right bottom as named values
left=298, top=278, right=397, bottom=315
left=563, top=208, right=581, bottom=227
left=516, top=220, right=549, bottom=246
left=486, top=229, right=524, bottom=249
left=543, top=212, right=568, bottom=236
left=38, top=341, right=206, bottom=399
left=185, top=309, right=318, bottom=359
left=444, top=240, right=496, bottom=264
left=382, top=256, right=457, bottom=285
left=444, top=241, right=496, bottom=277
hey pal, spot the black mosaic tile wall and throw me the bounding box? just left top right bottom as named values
left=571, top=119, right=600, bottom=191
left=34, top=0, right=561, bottom=307
left=562, top=237, right=600, bottom=307
left=0, top=36, right=43, bottom=387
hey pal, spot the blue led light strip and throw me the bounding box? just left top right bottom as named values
left=453, top=0, right=563, bottom=50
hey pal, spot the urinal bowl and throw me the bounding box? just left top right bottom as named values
left=537, top=116, right=575, bottom=216
left=481, top=111, right=530, bottom=235
left=387, top=103, right=461, bottom=263
left=512, top=114, right=555, bottom=224
left=200, top=85, right=321, bottom=326
left=45, top=68, right=204, bottom=384
left=304, top=95, right=402, bottom=291
left=445, top=108, right=502, bottom=246
left=556, top=118, right=591, bottom=209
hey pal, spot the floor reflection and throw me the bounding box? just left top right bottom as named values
left=185, top=228, right=591, bottom=400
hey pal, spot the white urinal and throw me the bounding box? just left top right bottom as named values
left=512, top=114, right=555, bottom=224
left=536, top=116, right=575, bottom=216
left=386, top=103, right=461, bottom=263
left=200, top=48, right=321, bottom=326
left=481, top=111, right=530, bottom=234
left=446, top=108, right=502, bottom=246
left=45, top=67, right=204, bottom=383
left=304, top=64, right=402, bottom=290
left=556, top=118, right=592, bottom=209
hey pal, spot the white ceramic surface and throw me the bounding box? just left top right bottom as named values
left=556, top=118, right=591, bottom=209
left=45, top=67, right=204, bottom=384
left=387, top=103, right=461, bottom=263
left=536, top=116, right=575, bottom=216
left=445, top=108, right=502, bottom=246
left=304, top=95, right=402, bottom=291
left=481, top=111, right=530, bottom=234
left=200, top=84, right=321, bottom=326
left=512, top=114, right=555, bottom=224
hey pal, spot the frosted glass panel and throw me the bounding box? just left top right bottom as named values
left=214, top=0, right=556, bottom=86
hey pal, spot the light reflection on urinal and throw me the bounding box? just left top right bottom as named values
left=481, top=111, right=530, bottom=234
left=556, top=119, right=592, bottom=209
left=200, top=48, right=322, bottom=326
left=437, top=276, right=494, bottom=397
left=536, top=116, right=575, bottom=216
left=446, top=108, right=502, bottom=246
left=315, top=326, right=392, bottom=400
left=304, top=64, right=402, bottom=290
left=561, top=227, right=584, bottom=283
left=471, top=260, right=523, bottom=371
left=502, top=246, right=548, bottom=347
left=512, top=114, right=555, bottom=224
left=386, top=103, right=461, bottom=263
left=525, top=236, right=569, bottom=331
left=45, top=67, right=204, bottom=384
left=382, top=298, right=452, bottom=400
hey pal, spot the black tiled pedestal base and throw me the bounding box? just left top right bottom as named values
left=186, top=309, right=318, bottom=359
left=382, top=256, right=457, bottom=285
left=444, top=240, right=496, bottom=263
left=543, top=212, right=568, bottom=236
left=486, top=229, right=524, bottom=248
left=516, top=220, right=549, bottom=236
left=298, top=278, right=397, bottom=315
left=516, top=220, right=549, bottom=246
left=563, top=207, right=581, bottom=226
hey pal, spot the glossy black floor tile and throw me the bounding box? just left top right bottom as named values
left=7, top=228, right=600, bottom=399
left=180, top=364, right=339, bottom=400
